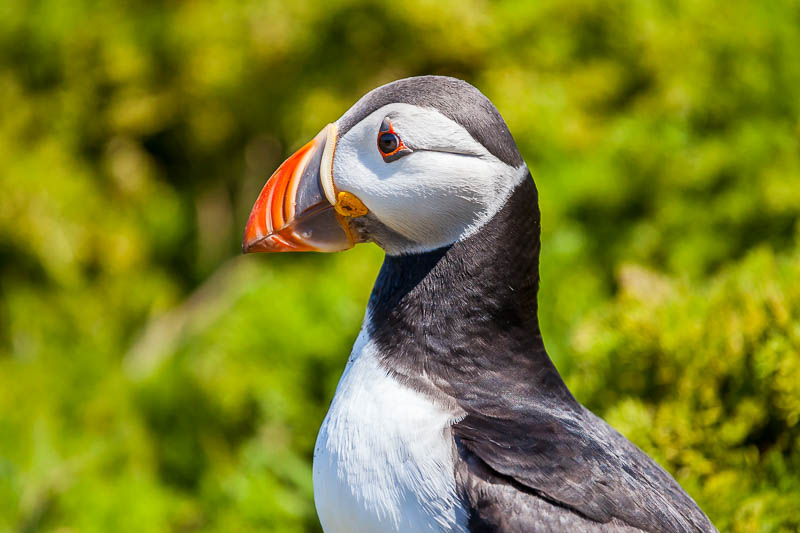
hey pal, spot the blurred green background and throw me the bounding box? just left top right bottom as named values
left=1, top=0, right=799, bottom=531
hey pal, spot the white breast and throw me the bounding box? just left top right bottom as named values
left=312, top=324, right=469, bottom=533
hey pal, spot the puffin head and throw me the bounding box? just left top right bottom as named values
left=243, top=76, right=527, bottom=256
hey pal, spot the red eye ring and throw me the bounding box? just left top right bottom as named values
left=377, top=118, right=411, bottom=162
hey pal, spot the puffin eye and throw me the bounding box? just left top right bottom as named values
left=376, top=117, right=411, bottom=162
left=378, top=133, right=399, bottom=154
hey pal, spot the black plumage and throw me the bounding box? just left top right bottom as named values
left=367, top=177, right=715, bottom=532
left=338, top=76, right=524, bottom=167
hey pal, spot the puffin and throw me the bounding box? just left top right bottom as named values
left=242, top=76, right=717, bottom=533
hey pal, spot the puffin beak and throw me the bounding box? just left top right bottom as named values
left=243, top=124, right=363, bottom=253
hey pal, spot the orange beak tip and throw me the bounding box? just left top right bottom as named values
left=242, top=124, right=353, bottom=255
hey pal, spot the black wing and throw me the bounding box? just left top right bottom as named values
left=452, top=402, right=717, bottom=533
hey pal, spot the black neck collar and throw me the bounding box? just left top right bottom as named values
left=367, top=174, right=577, bottom=407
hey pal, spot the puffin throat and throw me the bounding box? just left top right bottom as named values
left=366, top=174, right=571, bottom=404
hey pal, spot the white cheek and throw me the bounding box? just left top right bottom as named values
left=365, top=153, right=498, bottom=244
left=334, top=104, right=526, bottom=253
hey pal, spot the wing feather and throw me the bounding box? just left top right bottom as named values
left=452, top=405, right=717, bottom=533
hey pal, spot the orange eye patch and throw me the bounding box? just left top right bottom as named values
left=377, top=118, right=412, bottom=162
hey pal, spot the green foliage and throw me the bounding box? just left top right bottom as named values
left=0, top=0, right=798, bottom=531
left=569, top=246, right=800, bottom=532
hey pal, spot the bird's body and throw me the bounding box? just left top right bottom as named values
left=243, top=76, right=718, bottom=532
left=313, top=325, right=467, bottom=533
